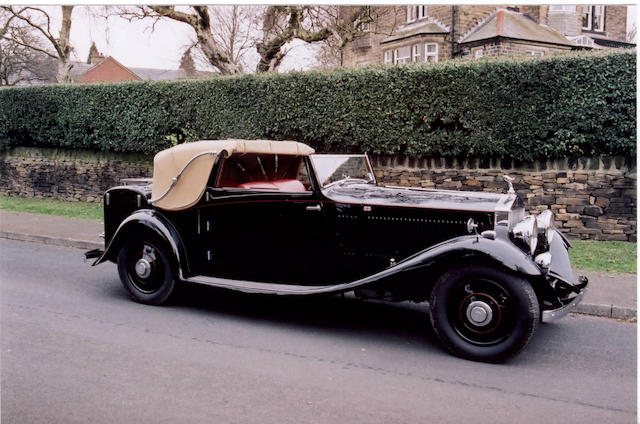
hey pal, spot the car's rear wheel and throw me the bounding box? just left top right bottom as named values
left=117, top=235, right=177, bottom=305
left=429, top=265, right=539, bottom=363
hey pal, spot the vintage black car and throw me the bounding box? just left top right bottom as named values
left=86, top=139, right=588, bottom=362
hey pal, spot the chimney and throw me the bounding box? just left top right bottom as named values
left=86, top=42, right=105, bottom=65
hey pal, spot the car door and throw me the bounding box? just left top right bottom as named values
left=191, top=154, right=333, bottom=285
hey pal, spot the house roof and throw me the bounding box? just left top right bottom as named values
left=129, top=67, right=187, bottom=81
left=381, top=21, right=449, bottom=44
left=69, top=57, right=212, bottom=83
left=459, top=9, right=574, bottom=47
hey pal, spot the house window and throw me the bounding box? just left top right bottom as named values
left=526, top=50, right=545, bottom=56
left=424, top=43, right=438, bottom=63
left=384, top=50, right=393, bottom=65
left=570, top=35, right=595, bottom=46
left=407, top=5, right=427, bottom=23
left=412, top=44, right=421, bottom=62
left=474, top=49, right=484, bottom=58
left=582, top=5, right=605, bottom=32
left=394, top=46, right=411, bottom=64
left=549, top=5, right=576, bottom=12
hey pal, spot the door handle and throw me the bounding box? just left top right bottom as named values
left=306, top=204, right=322, bottom=211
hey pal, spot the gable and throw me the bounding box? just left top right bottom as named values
left=76, top=57, right=141, bottom=83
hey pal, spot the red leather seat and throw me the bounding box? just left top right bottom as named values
left=271, top=179, right=306, bottom=192
left=237, top=181, right=278, bottom=190
left=237, top=179, right=306, bottom=192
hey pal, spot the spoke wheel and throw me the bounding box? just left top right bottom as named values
left=118, top=235, right=177, bottom=305
left=429, top=265, right=539, bottom=363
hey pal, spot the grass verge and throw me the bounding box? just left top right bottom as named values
left=0, top=195, right=102, bottom=221
left=570, top=240, right=636, bottom=274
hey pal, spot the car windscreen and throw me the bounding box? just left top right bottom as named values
left=310, top=155, right=375, bottom=188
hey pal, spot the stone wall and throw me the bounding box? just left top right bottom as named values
left=369, top=154, right=636, bottom=242
left=0, top=147, right=636, bottom=241
left=0, top=147, right=152, bottom=203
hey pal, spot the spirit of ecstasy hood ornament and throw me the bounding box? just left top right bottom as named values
left=503, top=175, right=515, bottom=194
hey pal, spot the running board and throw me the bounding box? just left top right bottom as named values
left=183, top=274, right=379, bottom=296
left=182, top=249, right=425, bottom=295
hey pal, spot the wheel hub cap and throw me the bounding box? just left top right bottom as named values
left=135, top=258, right=152, bottom=279
left=466, top=301, right=493, bottom=326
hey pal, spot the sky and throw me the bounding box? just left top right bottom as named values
left=16, top=5, right=640, bottom=73
left=58, top=6, right=321, bottom=72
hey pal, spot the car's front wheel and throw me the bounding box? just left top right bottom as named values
left=429, top=265, right=539, bottom=363
left=117, top=235, right=177, bottom=305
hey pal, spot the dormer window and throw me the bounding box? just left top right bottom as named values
left=407, top=5, right=427, bottom=23
left=582, top=5, right=605, bottom=32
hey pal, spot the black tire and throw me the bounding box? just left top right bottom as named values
left=429, top=265, right=539, bottom=363
left=117, top=234, right=177, bottom=305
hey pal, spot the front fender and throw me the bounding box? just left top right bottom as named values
left=92, top=209, right=189, bottom=277
left=360, top=234, right=543, bottom=292
left=400, top=234, right=543, bottom=277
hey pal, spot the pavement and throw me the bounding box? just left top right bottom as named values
left=0, top=210, right=636, bottom=320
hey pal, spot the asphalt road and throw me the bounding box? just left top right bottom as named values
left=1, top=239, right=636, bottom=424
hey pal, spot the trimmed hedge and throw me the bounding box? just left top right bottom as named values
left=0, top=51, right=635, bottom=160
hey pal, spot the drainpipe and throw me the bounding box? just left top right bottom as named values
left=450, top=6, right=456, bottom=59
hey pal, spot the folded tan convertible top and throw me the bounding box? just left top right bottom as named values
left=150, top=139, right=315, bottom=211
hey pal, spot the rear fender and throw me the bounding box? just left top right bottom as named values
left=92, top=209, right=189, bottom=277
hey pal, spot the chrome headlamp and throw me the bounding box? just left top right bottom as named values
left=535, top=209, right=555, bottom=244
left=512, top=215, right=538, bottom=255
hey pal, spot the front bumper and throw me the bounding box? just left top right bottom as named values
left=541, top=276, right=589, bottom=323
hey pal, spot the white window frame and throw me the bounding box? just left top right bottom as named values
left=526, top=50, right=545, bottom=56
left=407, top=6, right=416, bottom=23
left=418, top=5, right=427, bottom=20
left=582, top=5, right=592, bottom=30
left=424, top=43, right=439, bottom=63
left=412, top=44, right=420, bottom=62
left=569, top=34, right=595, bottom=47
left=583, top=5, right=605, bottom=32
left=549, top=5, right=576, bottom=12
left=407, top=5, right=427, bottom=23
left=394, top=46, right=411, bottom=64
left=592, top=5, right=605, bottom=32
left=384, top=50, right=393, bottom=65
left=474, top=49, right=484, bottom=58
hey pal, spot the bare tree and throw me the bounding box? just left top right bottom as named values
left=111, top=6, right=386, bottom=74
left=256, top=6, right=379, bottom=72
left=0, top=11, right=55, bottom=85
left=627, top=22, right=636, bottom=43
left=1, top=6, right=74, bottom=83
left=207, top=6, right=260, bottom=72
left=115, top=6, right=259, bottom=75
left=311, top=6, right=399, bottom=70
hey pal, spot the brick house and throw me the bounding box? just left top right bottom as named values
left=68, top=45, right=211, bottom=84
left=344, top=5, right=634, bottom=67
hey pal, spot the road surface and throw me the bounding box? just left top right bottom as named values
left=1, top=239, right=636, bottom=423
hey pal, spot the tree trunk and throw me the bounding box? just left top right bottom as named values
left=55, top=5, right=73, bottom=83
left=196, top=29, right=242, bottom=75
